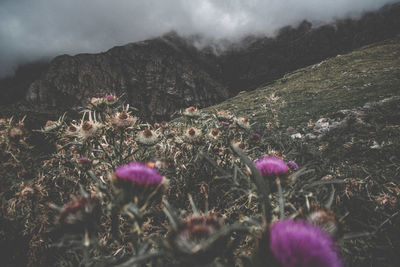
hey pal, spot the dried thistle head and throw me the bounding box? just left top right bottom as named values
left=65, top=123, right=79, bottom=137
left=90, top=97, right=103, bottom=105
left=236, top=117, right=250, bottom=129
left=184, top=127, right=202, bottom=143
left=8, top=126, right=24, bottom=142
left=303, top=204, right=342, bottom=239
left=217, top=110, right=232, bottom=120
left=137, top=129, right=159, bottom=145
left=168, top=213, right=226, bottom=264
left=232, top=140, right=246, bottom=151
left=7, top=120, right=26, bottom=144
left=111, top=109, right=137, bottom=128
left=58, top=195, right=101, bottom=233
left=183, top=106, right=200, bottom=117
left=160, top=121, right=169, bottom=128
left=77, top=112, right=102, bottom=140
left=208, top=128, right=221, bottom=140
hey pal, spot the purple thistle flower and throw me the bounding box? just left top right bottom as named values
left=269, top=219, right=342, bottom=267
left=115, top=162, right=163, bottom=186
left=221, top=121, right=230, bottom=126
left=78, top=157, right=89, bottom=163
left=105, top=94, right=116, bottom=101
left=254, top=156, right=289, bottom=177
left=287, top=161, right=299, bottom=170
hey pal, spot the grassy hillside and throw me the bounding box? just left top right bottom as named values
left=207, top=35, right=400, bottom=127
left=189, top=36, right=400, bottom=266
left=1, top=37, right=399, bottom=267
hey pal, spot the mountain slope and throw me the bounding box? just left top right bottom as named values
left=208, top=36, right=400, bottom=127
left=199, top=36, right=400, bottom=266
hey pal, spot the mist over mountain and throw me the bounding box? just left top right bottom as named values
left=1, top=0, right=398, bottom=78
left=1, top=2, right=400, bottom=121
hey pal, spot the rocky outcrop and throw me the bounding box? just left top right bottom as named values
left=27, top=33, right=228, bottom=121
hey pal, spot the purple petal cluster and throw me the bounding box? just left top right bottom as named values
left=115, top=162, right=163, bottom=185
left=269, top=219, right=342, bottom=267
left=254, top=156, right=289, bottom=177
left=221, top=121, right=230, bottom=126
left=287, top=161, right=299, bottom=170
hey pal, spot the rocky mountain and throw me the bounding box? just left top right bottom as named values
left=1, top=3, right=400, bottom=121
left=26, top=33, right=228, bottom=121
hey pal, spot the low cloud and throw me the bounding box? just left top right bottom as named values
left=0, top=0, right=397, bottom=77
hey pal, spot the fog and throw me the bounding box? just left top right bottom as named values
left=0, top=0, right=397, bottom=77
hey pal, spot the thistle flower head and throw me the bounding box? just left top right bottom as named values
left=208, top=128, right=221, bottom=140
left=304, top=204, right=341, bottom=239
left=236, top=117, right=250, bottom=129
left=184, top=127, right=202, bottom=143
left=232, top=140, right=246, bottom=150
left=105, top=94, right=117, bottom=102
left=111, top=107, right=137, bottom=128
left=268, top=219, right=342, bottom=267
left=115, top=162, right=163, bottom=186
left=288, top=161, right=299, bottom=170
left=169, top=213, right=225, bottom=263
left=217, top=110, right=232, bottom=120
left=58, top=195, right=100, bottom=231
left=160, top=121, right=169, bottom=128
left=137, top=129, right=158, bottom=145
left=90, top=97, right=103, bottom=105
left=43, top=120, right=57, bottom=132
left=174, top=214, right=223, bottom=246
left=255, top=156, right=289, bottom=177
left=77, top=112, right=101, bottom=140
left=65, top=123, right=79, bottom=137
left=183, top=106, right=200, bottom=117
left=221, top=121, right=230, bottom=126
left=8, top=125, right=24, bottom=143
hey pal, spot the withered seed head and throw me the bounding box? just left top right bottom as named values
left=211, top=129, right=219, bottom=136
left=68, top=125, right=77, bottom=132
left=144, top=129, right=153, bottom=137
left=188, top=128, right=196, bottom=136
left=118, top=112, right=128, bottom=120
left=304, top=204, right=341, bottom=239
left=82, top=121, right=93, bottom=132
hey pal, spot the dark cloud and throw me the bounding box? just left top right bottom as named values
left=0, top=0, right=397, bottom=77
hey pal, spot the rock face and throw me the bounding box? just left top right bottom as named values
left=26, top=33, right=228, bottom=121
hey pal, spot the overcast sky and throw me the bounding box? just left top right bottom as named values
left=0, top=0, right=397, bottom=77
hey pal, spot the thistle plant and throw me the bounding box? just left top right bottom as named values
left=2, top=94, right=352, bottom=267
